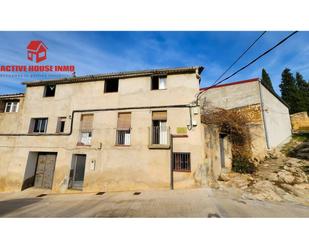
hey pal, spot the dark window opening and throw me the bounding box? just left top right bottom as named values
left=56, top=117, right=66, bottom=133
left=151, top=76, right=159, bottom=90
left=44, top=85, right=56, bottom=97
left=29, top=118, right=48, bottom=133
left=59, top=121, right=65, bottom=132
left=151, top=76, right=166, bottom=90
left=104, top=79, right=119, bottom=93
left=173, top=153, right=191, bottom=172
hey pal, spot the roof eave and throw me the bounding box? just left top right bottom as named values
left=22, top=66, right=204, bottom=86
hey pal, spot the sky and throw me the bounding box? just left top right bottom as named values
left=0, top=31, right=308, bottom=95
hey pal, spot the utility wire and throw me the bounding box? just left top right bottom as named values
left=196, top=31, right=298, bottom=102
left=213, top=31, right=298, bottom=87
left=213, top=31, right=267, bottom=84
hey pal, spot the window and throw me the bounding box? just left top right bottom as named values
left=151, top=111, right=168, bottom=145
left=29, top=118, right=48, bottom=133
left=44, top=85, right=56, bottom=97
left=116, top=112, right=131, bottom=145
left=56, top=117, right=66, bottom=133
left=104, top=78, right=119, bottom=93
left=173, top=153, right=191, bottom=172
left=151, top=76, right=167, bottom=90
left=78, top=114, right=94, bottom=145
left=4, top=101, right=19, bottom=113
left=79, top=132, right=92, bottom=145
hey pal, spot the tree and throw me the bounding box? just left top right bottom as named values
left=279, top=68, right=300, bottom=114
left=295, top=72, right=309, bottom=112
left=261, top=68, right=274, bottom=92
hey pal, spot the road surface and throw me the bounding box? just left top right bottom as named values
left=0, top=188, right=308, bottom=217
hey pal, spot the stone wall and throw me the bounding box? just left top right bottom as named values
left=290, top=112, right=309, bottom=132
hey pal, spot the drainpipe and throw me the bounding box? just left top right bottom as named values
left=170, top=133, right=174, bottom=190
left=187, top=105, right=193, bottom=131
left=258, top=80, right=270, bottom=149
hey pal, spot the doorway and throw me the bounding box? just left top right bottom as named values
left=69, top=154, right=86, bottom=190
left=33, top=152, right=57, bottom=189
left=219, top=133, right=227, bottom=169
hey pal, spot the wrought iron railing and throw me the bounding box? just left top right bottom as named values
left=116, top=129, right=131, bottom=145
left=149, top=126, right=170, bottom=146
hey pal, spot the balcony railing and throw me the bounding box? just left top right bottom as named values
left=116, top=129, right=131, bottom=145
left=148, top=126, right=170, bottom=149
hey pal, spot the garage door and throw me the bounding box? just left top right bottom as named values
left=34, top=153, right=57, bottom=189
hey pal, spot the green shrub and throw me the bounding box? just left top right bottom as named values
left=232, top=156, right=256, bottom=174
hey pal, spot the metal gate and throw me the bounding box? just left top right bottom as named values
left=69, top=154, right=86, bottom=190
left=34, top=153, right=57, bottom=189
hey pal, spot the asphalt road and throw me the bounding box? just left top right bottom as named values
left=0, top=188, right=308, bottom=217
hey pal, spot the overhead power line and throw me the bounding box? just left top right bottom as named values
left=214, top=31, right=267, bottom=84
left=212, top=31, right=298, bottom=87
left=196, top=31, right=299, bottom=102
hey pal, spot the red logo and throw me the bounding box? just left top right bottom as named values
left=27, top=40, right=48, bottom=63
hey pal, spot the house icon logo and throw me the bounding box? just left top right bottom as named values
left=27, top=40, right=48, bottom=63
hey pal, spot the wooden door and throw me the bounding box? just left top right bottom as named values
left=34, top=153, right=57, bottom=189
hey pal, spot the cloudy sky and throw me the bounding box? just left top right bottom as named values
left=0, top=31, right=308, bottom=95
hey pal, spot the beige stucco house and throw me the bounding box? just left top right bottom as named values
left=0, top=67, right=207, bottom=193
left=0, top=67, right=292, bottom=193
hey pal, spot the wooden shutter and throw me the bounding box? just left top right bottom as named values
left=152, top=111, right=167, bottom=121
left=117, top=112, right=131, bottom=130
left=80, top=114, right=94, bottom=131
left=0, top=101, right=5, bottom=112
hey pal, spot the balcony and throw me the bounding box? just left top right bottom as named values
left=116, top=129, right=131, bottom=146
left=148, top=125, right=170, bottom=149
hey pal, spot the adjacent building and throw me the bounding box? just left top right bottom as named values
left=200, top=78, right=292, bottom=178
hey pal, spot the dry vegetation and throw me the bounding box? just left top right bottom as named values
left=201, top=101, right=255, bottom=173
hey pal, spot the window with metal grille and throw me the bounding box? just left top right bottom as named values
left=173, top=153, right=191, bottom=172
left=151, top=111, right=168, bottom=145
left=116, top=112, right=131, bottom=145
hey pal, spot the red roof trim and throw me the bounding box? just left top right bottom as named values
left=200, top=78, right=259, bottom=91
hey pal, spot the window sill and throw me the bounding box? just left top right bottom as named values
left=76, top=143, right=91, bottom=147
left=148, top=144, right=170, bottom=149
left=173, top=170, right=191, bottom=173
left=173, top=134, right=188, bottom=138
left=115, top=144, right=131, bottom=147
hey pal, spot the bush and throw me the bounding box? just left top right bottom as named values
left=232, top=156, right=256, bottom=174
